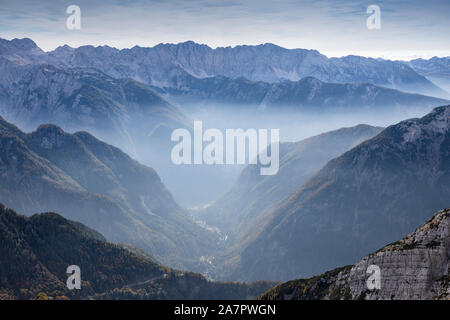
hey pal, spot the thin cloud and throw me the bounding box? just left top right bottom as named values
left=0, top=0, right=448, bottom=59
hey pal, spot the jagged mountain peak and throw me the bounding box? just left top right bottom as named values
left=24, top=37, right=442, bottom=96
left=51, top=44, right=75, bottom=55
left=10, top=38, right=38, bottom=50
left=31, top=124, right=72, bottom=150
left=0, top=37, right=39, bottom=50
left=0, top=37, right=44, bottom=65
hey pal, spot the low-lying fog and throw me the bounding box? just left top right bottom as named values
left=4, top=101, right=437, bottom=208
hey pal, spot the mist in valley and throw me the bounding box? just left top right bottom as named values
left=1, top=96, right=438, bottom=211
left=131, top=102, right=438, bottom=208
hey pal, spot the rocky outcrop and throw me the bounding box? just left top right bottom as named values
left=259, top=208, right=450, bottom=300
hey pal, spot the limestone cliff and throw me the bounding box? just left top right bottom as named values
left=259, top=208, right=450, bottom=300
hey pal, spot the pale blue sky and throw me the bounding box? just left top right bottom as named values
left=0, top=0, right=449, bottom=59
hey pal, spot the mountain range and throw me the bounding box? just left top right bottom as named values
left=408, top=57, right=450, bottom=94
left=43, top=41, right=447, bottom=98
left=0, top=37, right=448, bottom=160
left=164, top=74, right=448, bottom=110
left=1, top=38, right=448, bottom=108
left=259, top=208, right=450, bottom=300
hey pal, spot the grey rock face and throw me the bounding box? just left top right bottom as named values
left=348, top=209, right=449, bottom=300
left=260, top=208, right=449, bottom=300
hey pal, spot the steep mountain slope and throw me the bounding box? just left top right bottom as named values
left=165, top=74, right=449, bottom=110
left=0, top=117, right=217, bottom=271
left=259, top=208, right=450, bottom=300
left=0, top=204, right=276, bottom=300
left=198, top=125, right=383, bottom=242
left=233, top=105, right=450, bottom=282
left=45, top=40, right=445, bottom=97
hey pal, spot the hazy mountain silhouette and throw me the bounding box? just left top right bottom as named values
left=0, top=117, right=218, bottom=272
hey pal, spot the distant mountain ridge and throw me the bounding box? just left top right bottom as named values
left=43, top=40, right=447, bottom=97
left=0, top=37, right=446, bottom=98
left=409, top=57, right=450, bottom=94
left=164, top=74, right=448, bottom=109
